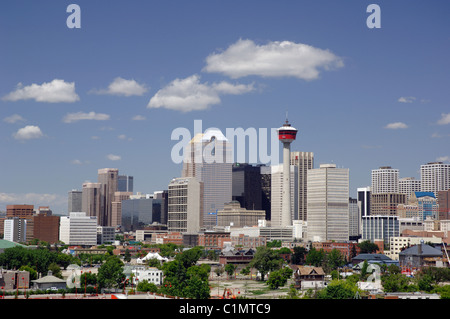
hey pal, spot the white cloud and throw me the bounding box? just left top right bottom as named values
left=131, top=115, right=146, bottom=121
left=91, top=77, right=148, bottom=96
left=436, top=156, right=450, bottom=162
left=2, top=79, right=79, bottom=103
left=118, top=134, right=132, bottom=141
left=63, top=111, right=110, bottom=123
left=147, top=74, right=254, bottom=112
left=398, top=96, right=416, bottom=103
left=3, top=114, right=26, bottom=124
left=13, top=125, right=44, bottom=140
left=106, top=154, right=121, bottom=161
left=384, top=122, right=408, bottom=130
left=203, top=39, right=343, bottom=79
left=70, top=159, right=90, bottom=165
left=437, top=113, right=450, bottom=125
left=0, top=192, right=66, bottom=207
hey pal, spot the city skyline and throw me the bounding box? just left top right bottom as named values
left=1, top=1, right=449, bottom=214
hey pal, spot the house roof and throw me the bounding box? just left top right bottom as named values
left=296, top=266, right=325, bottom=276
left=399, top=244, right=443, bottom=257
left=31, top=275, right=66, bottom=284
left=353, top=254, right=392, bottom=261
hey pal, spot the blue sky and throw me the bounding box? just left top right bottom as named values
left=1, top=1, right=449, bottom=214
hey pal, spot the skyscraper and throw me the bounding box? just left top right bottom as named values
left=168, top=177, right=202, bottom=233
left=111, top=191, right=132, bottom=229
left=357, top=186, right=371, bottom=217
left=232, top=163, right=262, bottom=211
left=81, top=182, right=102, bottom=222
left=270, top=164, right=298, bottom=227
left=420, top=162, right=450, bottom=194
left=307, top=164, right=349, bottom=242
left=68, top=189, right=82, bottom=213
left=399, top=177, right=421, bottom=202
left=371, top=166, right=399, bottom=194
left=290, top=151, right=314, bottom=221
left=6, top=205, right=34, bottom=242
left=118, top=175, right=134, bottom=192
left=98, top=168, right=119, bottom=226
left=182, top=128, right=232, bottom=230
left=371, top=166, right=404, bottom=216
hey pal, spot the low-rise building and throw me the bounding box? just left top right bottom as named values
left=293, top=266, right=325, bottom=290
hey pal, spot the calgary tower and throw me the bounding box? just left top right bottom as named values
left=277, top=117, right=298, bottom=227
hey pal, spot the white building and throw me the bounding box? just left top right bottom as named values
left=4, top=217, right=27, bottom=243
left=59, top=212, right=98, bottom=246
left=131, top=266, right=163, bottom=286
left=399, top=177, right=421, bottom=201
left=420, top=162, right=450, bottom=194
left=371, top=166, right=399, bottom=194
left=307, top=164, right=349, bottom=242
left=168, top=177, right=202, bottom=233
left=270, top=164, right=298, bottom=227
left=290, top=151, right=314, bottom=222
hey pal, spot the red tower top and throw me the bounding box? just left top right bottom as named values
left=277, top=119, right=298, bottom=144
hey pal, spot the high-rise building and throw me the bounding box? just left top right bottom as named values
left=420, top=162, right=450, bottom=194
left=362, top=215, right=399, bottom=245
left=81, top=182, right=102, bottom=222
left=270, top=164, right=298, bottom=227
left=68, top=189, right=82, bottom=213
left=6, top=205, right=34, bottom=242
left=168, top=177, right=203, bottom=233
left=437, top=189, right=450, bottom=220
left=349, top=197, right=360, bottom=239
left=111, top=191, right=132, bottom=229
left=232, top=163, right=262, bottom=211
left=181, top=128, right=232, bottom=230
left=370, top=193, right=406, bottom=216
left=217, top=201, right=266, bottom=228
left=260, top=165, right=272, bottom=220
left=98, top=168, right=119, bottom=226
left=121, top=193, right=154, bottom=232
left=153, top=190, right=168, bottom=225
left=399, top=177, right=421, bottom=202
left=397, top=192, right=439, bottom=221
left=371, top=166, right=399, bottom=194
left=59, top=212, right=97, bottom=246
left=357, top=186, right=371, bottom=217
left=118, top=175, right=134, bottom=192
left=290, top=151, right=314, bottom=221
left=33, top=214, right=60, bottom=244
left=277, top=119, right=298, bottom=227
left=4, top=217, right=27, bottom=243
left=307, top=164, right=349, bottom=242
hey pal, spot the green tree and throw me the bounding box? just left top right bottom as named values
left=175, top=246, right=202, bottom=269
left=325, top=249, right=345, bottom=272
left=97, top=255, right=125, bottom=290
left=249, top=246, right=283, bottom=281
left=137, top=280, right=158, bottom=293
left=305, top=247, right=325, bottom=267
left=316, top=279, right=360, bottom=299
left=291, top=247, right=307, bottom=265
left=48, top=262, right=63, bottom=278
left=124, top=249, right=131, bottom=263
left=225, top=264, right=237, bottom=279
left=381, top=273, right=411, bottom=292
left=358, top=240, right=379, bottom=254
